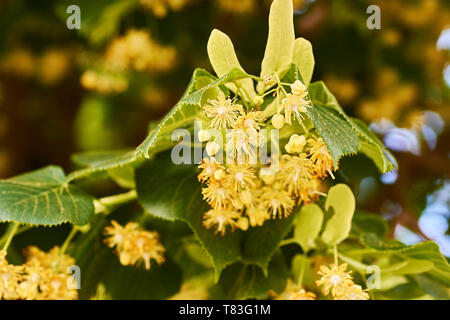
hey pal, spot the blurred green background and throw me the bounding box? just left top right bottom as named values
left=0, top=0, right=448, bottom=255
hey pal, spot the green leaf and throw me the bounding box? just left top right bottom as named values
left=260, top=0, right=295, bottom=83
left=351, top=118, right=397, bottom=173
left=135, top=68, right=215, bottom=158
left=361, top=233, right=450, bottom=286
left=207, top=29, right=257, bottom=101
left=0, top=166, right=94, bottom=226
left=321, top=184, right=356, bottom=245
left=293, top=204, right=323, bottom=252
left=182, top=67, right=255, bottom=107
left=212, top=251, right=287, bottom=299
left=136, top=68, right=253, bottom=159
left=308, top=104, right=360, bottom=167
left=80, top=247, right=182, bottom=300
left=68, top=149, right=140, bottom=182
left=374, top=282, right=427, bottom=300
left=241, top=215, right=296, bottom=274
left=383, top=259, right=433, bottom=275
left=308, top=81, right=396, bottom=172
left=351, top=210, right=388, bottom=238
left=292, top=38, right=314, bottom=86
left=135, top=151, right=295, bottom=280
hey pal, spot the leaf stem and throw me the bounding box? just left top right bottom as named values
left=279, top=238, right=297, bottom=247
left=60, top=226, right=79, bottom=257
left=333, top=244, right=338, bottom=266
left=94, top=190, right=137, bottom=215
left=1, top=222, right=20, bottom=252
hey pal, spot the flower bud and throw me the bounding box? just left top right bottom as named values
left=237, top=217, right=249, bottom=231
left=291, top=80, right=307, bottom=96
left=198, top=129, right=210, bottom=142
left=206, top=141, right=219, bottom=156
left=285, top=134, right=306, bottom=153
left=253, top=95, right=264, bottom=106
left=214, top=168, right=226, bottom=181
left=271, top=113, right=285, bottom=129
left=240, top=190, right=253, bottom=205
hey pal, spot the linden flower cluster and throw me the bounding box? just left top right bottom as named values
left=81, top=29, right=176, bottom=93
left=316, top=263, right=369, bottom=300
left=275, top=279, right=316, bottom=300
left=80, top=70, right=128, bottom=94
left=139, top=0, right=191, bottom=18
left=104, top=220, right=166, bottom=270
left=0, top=247, right=78, bottom=300
left=104, top=29, right=177, bottom=73
left=198, top=80, right=335, bottom=235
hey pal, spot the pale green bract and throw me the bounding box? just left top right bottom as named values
left=321, top=184, right=356, bottom=245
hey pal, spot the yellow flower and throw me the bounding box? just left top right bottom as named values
left=105, top=29, right=176, bottom=72
left=290, top=80, right=308, bottom=97
left=21, top=246, right=78, bottom=300
left=281, top=93, right=309, bottom=125
left=201, top=181, right=233, bottom=209
left=271, top=113, right=285, bottom=129
left=25, top=246, right=75, bottom=272
left=260, top=183, right=295, bottom=218
left=279, top=154, right=314, bottom=197
left=233, top=111, right=266, bottom=135
left=198, top=129, right=211, bottom=142
left=297, top=178, right=321, bottom=205
left=140, top=0, right=190, bottom=17
left=203, top=208, right=241, bottom=235
left=285, top=134, right=306, bottom=154
left=198, top=157, right=223, bottom=182
left=217, top=0, right=255, bottom=15
left=206, top=141, right=220, bottom=156
left=307, top=137, right=335, bottom=178
left=277, top=280, right=316, bottom=300
left=203, top=92, right=243, bottom=128
left=316, top=263, right=354, bottom=297
left=223, top=164, right=257, bottom=192
left=334, top=284, right=370, bottom=300
left=104, top=220, right=166, bottom=270
left=226, top=127, right=263, bottom=161
left=246, top=206, right=270, bottom=227
left=0, top=251, right=22, bottom=300
left=38, top=271, right=78, bottom=300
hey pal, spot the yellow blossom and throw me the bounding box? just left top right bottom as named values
left=277, top=280, right=316, bottom=300
left=307, top=137, right=335, bottom=178
left=198, top=157, right=223, bottom=182
left=260, top=183, right=295, bottom=218
left=334, top=284, right=370, bottom=300
left=223, top=164, right=256, bottom=192
left=290, top=80, right=308, bottom=97
left=271, top=113, right=285, bottom=129
left=20, top=246, right=78, bottom=300
left=202, top=181, right=233, bottom=209
left=198, top=129, right=211, bottom=142
left=105, top=29, right=176, bottom=72
left=285, top=134, right=306, bottom=154
left=203, top=208, right=241, bottom=235
left=104, top=220, right=166, bottom=270
left=316, top=263, right=354, bottom=297
left=0, top=251, right=22, bottom=300
left=203, top=92, right=243, bottom=128
left=280, top=93, right=310, bottom=125
left=206, top=141, right=220, bottom=156
left=279, top=154, right=314, bottom=197
left=233, top=111, right=266, bottom=135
